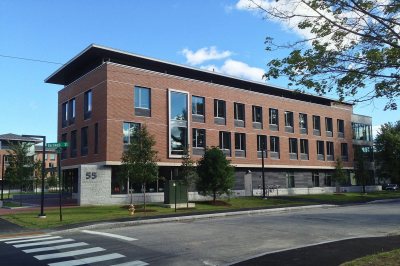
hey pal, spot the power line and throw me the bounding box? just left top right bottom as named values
left=0, top=54, right=63, bottom=65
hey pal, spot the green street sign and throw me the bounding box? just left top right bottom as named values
left=46, top=142, right=68, bottom=149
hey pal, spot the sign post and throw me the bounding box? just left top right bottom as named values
left=46, top=142, right=68, bottom=222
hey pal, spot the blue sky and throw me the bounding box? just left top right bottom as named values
left=0, top=0, right=397, bottom=142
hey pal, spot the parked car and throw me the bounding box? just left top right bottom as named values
left=382, top=184, right=399, bottom=191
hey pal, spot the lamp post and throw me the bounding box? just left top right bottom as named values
left=261, top=149, right=266, bottom=198
left=22, top=134, right=46, bottom=218
left=1, top=155, right=5, bottom=201
left=173, top=182, right=177, bottom=213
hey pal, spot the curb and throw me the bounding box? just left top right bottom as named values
left=56, top=204, right=337, bottom=233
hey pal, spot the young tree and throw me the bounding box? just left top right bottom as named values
left=196, top=147, right=235, bottom=204
left=121, top=125, right=158, bottom=212
left=47, top=172, right=58, bottom=191
left=375, top=122, right=400, bottom=184
left=332, top=157, right=347, bottom=193
left=33, top=159, right=42, bottom=194
left=354, top=146, right=368, bottom=193
left=179, top=147, right=197, bottom=208
left=240, top=0, right=400, bottom=110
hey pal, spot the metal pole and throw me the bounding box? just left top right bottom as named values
left=261, top=150, right=266, bottom=198
left=173, top=182, right=177, bottom=213
left=1, top=155, right=5, bottom=201
left=40, top=137, right=46, bottom=218
left=58, top=150, right=62, bottom=221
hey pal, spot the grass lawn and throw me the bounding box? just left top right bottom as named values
left=2, top=197, right=309, bottom=229
left=2, top=201, right=22, bottom=208
left=341, top=248, right=400, bottom=266
left=287, top=191, right=400, bottom=204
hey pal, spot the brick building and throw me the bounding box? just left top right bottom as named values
left=45, top=45, right=374, bottom=205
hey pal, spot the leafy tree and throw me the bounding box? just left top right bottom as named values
left=196, top=147, right=235, bottom=203
left=33, top=159, right=42, bottom=194
left=47, top=172, right=58, bottom=191
left=354, top=146, right=368, bottom=193
left=179, top=147, right=197, bottom=208
left=375, top=122, right=400, bottom=184
left=121, top=125, right=158, bottom=212
left=332, top=157, right=347, bottom=193
left=244, top=0, right=400, bottom=109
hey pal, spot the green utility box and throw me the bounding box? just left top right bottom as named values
left=164, top=180, right=188, bottom=204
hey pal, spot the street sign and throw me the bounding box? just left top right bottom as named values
left=46, top=142, right=68, bottom=148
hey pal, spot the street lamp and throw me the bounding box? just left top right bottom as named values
left=22, top=134, right=46, bottom=218
left=173, top=182, right=177, bottom=213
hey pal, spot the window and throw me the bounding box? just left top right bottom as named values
left=317, top=140, right=324, bottom=160
left=324, top=173, right=332, bottom=186
left=219, top=131, right=231, bottom=156
left=341, top=143, right=348, bottom=161
left=252, top=106, right=262, bottom=123
left=61, top=133, right=67, bottom=160
left=312, top=172, right=320, bottom=187
left=285, top=111, right=294, bottom=133
left=94, top=123, right=99, bottom=154
left=62, top=102, right=68, bottom=128
left=68, top=98, right=76, bottom=125
left=49, top=154, right=56, bottom=161
left=299, top=113, right=308, bottom=134
left=81, top=127, right=88, bottom=156
left=325, top=117, right=333, bottom=137
left=270, top=136, right=280, bottom=159
left=313, top=115, right=321, bottom=135
left=257, top=135, right=267, bottom=158
left=214, top=99, right=226, bottom=118
left=300, top=139, right=309, bottom=160
left=45, top=154, right=48, bottom=160
left=192, top=96, right=205, bottom=115
left=70, top=130, right=77, bottom=158
left=289, top=138, right=298, bottom=159
left=84, top=90, right=92, bottom=120
left=326, top=141, right=334, bottom=161
left=287, top=172, right=295, bottom=188
left=352, top=123, right=372, bottom=141
left=234, top=103, right=245, bottom=121
left=192, top=128, right=206, bottom=149
left=269, top=108, right=279, bottom=131
left=169, top=91, right=189, bottom=156
left=134, top=86, right=151, bottom=117
left=123, top=122, right=141, bottom=145
left=235, top=133, right=246, bottom=157
left=338, top=119, right=345, bottom=137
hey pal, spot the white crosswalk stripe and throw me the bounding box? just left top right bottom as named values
left=34, top=247, right=105, bottom=260
left=23, top=242, right=89, bottom=253
left=14, top=238, right=74, bottom=248
left=111, top=260, right=149, bottom=266
left=0, top=234, right=52, bottom=242
left=47, top=253, right=126, bottom=266
left=6, top=236, right=62, bottom=244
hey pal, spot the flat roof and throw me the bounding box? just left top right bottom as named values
left=45, top=44, right=352, bottom=107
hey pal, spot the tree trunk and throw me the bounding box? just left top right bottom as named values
left=143, top=183, right=146, bottom=213
left=186, top=187, right=189, bottom=209
left=213, top=191, right=216, bottom=204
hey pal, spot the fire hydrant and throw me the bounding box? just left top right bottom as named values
left=128, top=204, right=135, bottom=216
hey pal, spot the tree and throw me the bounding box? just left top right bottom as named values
left=354, top=146, right=368, bottom=193
left=47, top=172, right=58, bottom=191
left=179, top=147, right=197, bottom=208
left=243, top=0, right=400, bottom=110
left=375, top=122, right=400, bottom=184
left=33, top=159, right=42, bottom=194
left=332, top=157, right=347, bottom=193
left=121, top=125, right=158, bottom=212
left=196, top=147, right=235, bottom=204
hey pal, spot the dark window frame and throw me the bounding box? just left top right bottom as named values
left=192, top=128, right=206, bottom=148
left=84, top=90, right=92, bottom=120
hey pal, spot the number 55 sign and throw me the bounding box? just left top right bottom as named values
left=85, top=172, right=97, bottom=179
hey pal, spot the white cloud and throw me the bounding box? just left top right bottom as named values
left=181, top=46, right=232, bottom=65
left=372, top=125, right=381, bottom=139
left=201, top=59, right=265, bottom=82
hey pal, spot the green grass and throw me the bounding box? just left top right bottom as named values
left=1, top=197, right=309, bottom=229
left=2, top=201, right=22, bottom=208
left=287, top=191, right=400, bottom=204
left=341, top=248, right=400, bottom=266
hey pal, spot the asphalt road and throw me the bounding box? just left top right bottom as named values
left=1, top=200, right=399, bottom=266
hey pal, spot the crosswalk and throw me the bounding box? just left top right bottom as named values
left=0, top=234, right=149, bottom=266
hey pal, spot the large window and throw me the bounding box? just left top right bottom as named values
left=61, top=133, right=67, bottom=160
left=123, top=122, right=141, bottom=146
left=68, top=98, right=76, bottom=125
left=62, top=102, right=68, bottom=128
left=169, top=90, right=188, bottom=156
left=70, top=130, right=77, bottom=158
left=84, top=90, right=92, bottom=120
left=338, top=119, right=345, bottom=138
left=192, top=128, right=206, bottom=149
left=81, top=127, right=88, bottom=156
left=326, top=141, right=334, bottom=161
left=325, top=117, right=333, bottom=137
left=317, top=140, right=324, bottom=160
left=234, top=103, right=245, bottom=121
left=312, top=172, right=320, bottom=187
left=341, top=143, right=348, bottom=161
left=300, top=139, right=309, bottom=160
left=352, top=123, right=372, bottom=141
left=313, top=115, right=321, bottom=135
left=192, top=96, right=205, bottom=122
left=289, top=138, right=298, bottom=159
left=285, top=111, right=294, bottom=133
left=214, top=99, right=226, bottom=118
left=270, top=136, right=280, bottom=159
left=299, top=113, right=308, bottom=134
left=235, top=133, right=246, bottom=157
left=219, top=131, right=231, bottom=156
left=134, top=86, right=151, bottom=117
left=269, top=108, right=279, bottom=131
left=257, top=135, right=267, bottom=158
left=252, top=106, right=262, bottom=123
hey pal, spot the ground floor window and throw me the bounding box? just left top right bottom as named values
left=324, top=173, right=332, bottom=186
left=312, top=172, right=320, bottom=187
left=287, top=172, right=295, bottom=188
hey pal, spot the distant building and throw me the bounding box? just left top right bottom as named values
left=45, top=44, right=375, bottom=205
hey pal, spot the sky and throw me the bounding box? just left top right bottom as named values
left=0, top=0, right=398, bottom=142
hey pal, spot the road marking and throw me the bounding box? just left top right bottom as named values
left=111, top=260, right=149, bottom=266
left=81, top=230, right=138, bottom=241
left=14, top=238, right=74, bottom=248
left=48, top=253, right=125, bottom=266
left=6, top=236, right=61, bottom=244
left=34, top=247, right=105, bottom=260
left=23, top=242, right=89, bottom=253
left=0, top=234, right=51, bottom=242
